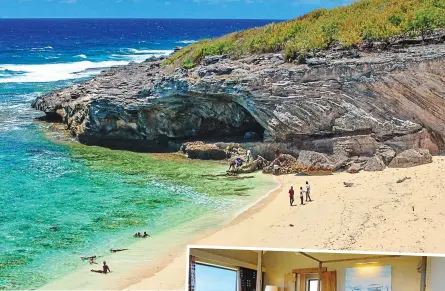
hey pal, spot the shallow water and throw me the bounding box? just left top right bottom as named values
left=0, top=19, right=277, bottom=290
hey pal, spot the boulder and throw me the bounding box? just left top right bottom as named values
left=347, top=163, right=363, bottom=174
left=263, top=154, right=299, bottom=175
left=182, top=141, right=226, bottom=160
left=237, top=156, right=269, bottom=174
left=364, top=155, right=386, bottom=172
left=377, top=146, right=396, bottom=165
left=297, top=150, right=347, bottom=172
left=388, top=149, right=433, bottom=168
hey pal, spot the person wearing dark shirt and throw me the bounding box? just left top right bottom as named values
left=300, top=187, right=305, bottom=205
left=91, top=261, right=111, bottom=274
left=275, top=148, right=281, bottom=159
left=289, top=186, right=295, bottom=206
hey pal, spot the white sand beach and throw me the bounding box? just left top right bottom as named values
left=41, top=157, right=445, bottom=290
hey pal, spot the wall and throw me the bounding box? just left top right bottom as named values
left=263, top=251, right=422, bottom=291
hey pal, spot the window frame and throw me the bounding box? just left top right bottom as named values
left=306, top=278, right=319, bottom=291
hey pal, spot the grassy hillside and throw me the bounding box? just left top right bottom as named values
left=165, top=0, right=445, bottom=67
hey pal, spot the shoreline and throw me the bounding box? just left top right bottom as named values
left=127, top=156, right=445, bottom=290
left=38, top=171, right=279, bottom=291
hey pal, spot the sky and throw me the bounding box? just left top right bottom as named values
left=1, top=0, right=356, bottom=19
left=195, top=264, right=237, bottom=291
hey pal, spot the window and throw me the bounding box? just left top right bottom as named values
left=307, top=279, right=319, bottom=291
left=196, top=263, right=237, bottom=291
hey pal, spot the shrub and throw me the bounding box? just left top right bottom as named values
left=183, top=59, right=196, bottom=69
left=165, top=0, right=445, bottom=67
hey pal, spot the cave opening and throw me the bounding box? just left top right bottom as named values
left=191, top=103, right=265, bottom=143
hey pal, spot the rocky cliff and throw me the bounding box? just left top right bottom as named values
left=32, top=40, right=445, bottom=156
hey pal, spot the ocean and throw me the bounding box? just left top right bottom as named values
left=0, top=19, right=277, bottom=290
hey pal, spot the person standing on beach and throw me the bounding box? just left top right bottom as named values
left=275, top=148, right=281, bottom=159
left=300, top=187, right=304, bottom=205
left=305, top=181, right=312, bottom=202
left=289, top=186, right=295, bottom=206
left=246, top=148, right=253, bottom=163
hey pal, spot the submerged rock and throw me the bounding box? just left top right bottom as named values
left=389, top=149, right=433, bottom=168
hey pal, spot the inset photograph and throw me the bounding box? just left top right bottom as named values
left=187, top=247, right=445, bottom=291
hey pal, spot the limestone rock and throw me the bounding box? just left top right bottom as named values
left=182, top=142, right=226, bottom=160
left=32, top=42, right=445, bottom=154
left=364, top=155, right=386, bottom=172
left=389, top=149, right=433, bottom=168
left=347, top=163, right=363, bottom=174
left=263, top=154, right=299, bottom=175
left=377, top=146, right=396, bottom=166
left=297, top=150, right=347, bottom=172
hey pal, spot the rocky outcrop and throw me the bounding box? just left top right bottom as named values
left=364, top=155, right=386, bottom=172
left=389, top=149, right=433, bottom=168
left=32, top=41, right=445, bottom=155
left=296, top=150, right=347, bottom=172
left=263, top=154, right=299, bottom=175
left=376, top=146, right=396, bottom=166
left=236, top=156, right=269, bottom=174
left=181, top=141, right=226, bottom=160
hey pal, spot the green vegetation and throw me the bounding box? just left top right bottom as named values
left=164, top=0, right=445, bottom=67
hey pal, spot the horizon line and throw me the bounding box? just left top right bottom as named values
left=0, top=17, right=287, bottom=21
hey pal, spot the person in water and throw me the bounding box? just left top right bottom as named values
left=143, top=232, right=150, bottom=238
left=91, top=261, right=111, bottom=274
left=289, top=186, right=295, bottom=206
left=81, top=256, right=97, bottom=264
left=110, top=249, right=128, bottom=253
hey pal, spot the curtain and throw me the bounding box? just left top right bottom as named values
left=239, top=267, right=257, bottom=291
left=189, top=255, right=196, bottom=291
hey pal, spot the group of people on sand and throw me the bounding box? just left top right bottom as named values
left=86, top=231, right=150, bottom=275
left=289, top=181, right=312, bottom=206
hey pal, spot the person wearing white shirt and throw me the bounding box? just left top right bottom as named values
left=246, top=148, right=252, bottom=163
left=305, top=181, right=312, bottom=202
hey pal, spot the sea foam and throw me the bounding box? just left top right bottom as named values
left=176, top=40, right=197, bottom=44
left=0, top=50, right=172, bottom=83
left=0, top=61, right=128, bottom=83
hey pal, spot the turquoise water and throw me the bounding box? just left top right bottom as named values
left=0, top=19, right=277, bottom=290
left=0, top=81, right=271, bottom=289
